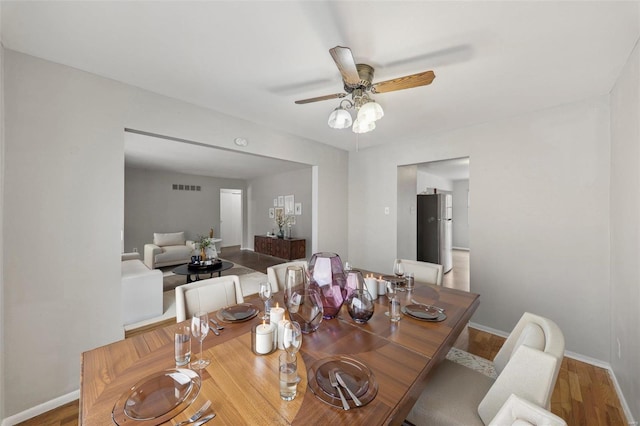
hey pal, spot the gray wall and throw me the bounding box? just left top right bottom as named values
left=610, top=36, right=640, bottom=422
left=350, top=96, right=611, bottom=362
left=0, top=18, right=5, bottom=423
left=452, top=179, right=470, bottom=249
left=2, top=49, right=348, bottom=419
left=247, top=168, right=313, bottom=259
left=397, top=165, right=418, bottom=261
left=417, top=170, right=454, bottom=193
left=124, top=166, right=246, bottom=254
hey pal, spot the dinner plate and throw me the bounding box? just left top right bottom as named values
left=216, top=303, right=259, bottom=323
left=402, top=305, right=447, bottom=322
left=112, top=368, right=201, bottom=425
left=308, top=355, right=378, bottom=409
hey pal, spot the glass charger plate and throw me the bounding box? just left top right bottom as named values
left=401, top=306, right=447, bottom=322
left=112, top=368, right=201, bottom=425
left=216, top=303, right=259, bottom=323
left=308, top=355, right=378, bottom=409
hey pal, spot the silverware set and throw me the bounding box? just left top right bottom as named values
left=328, top=369, right=362, bottom=410
left=411, top=298, right=445, bottom=313
left=209, top=318, right=224, bottom=336
left=174, top=400, right=215, bottom=426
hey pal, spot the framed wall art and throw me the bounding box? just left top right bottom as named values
left=284, top=195, right=294, bottom=215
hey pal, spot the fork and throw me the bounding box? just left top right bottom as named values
left=329, top=369, right=350, bottom=410
left=173, top=400, right=211, bottom=426
left=411, top=298, right=445, bottom=313
left=209, top=318, right=224, bottom=330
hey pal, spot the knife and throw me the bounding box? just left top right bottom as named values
left=335, top=372, right=363, bottom=406
left=208, top=324, right=219, bottom=336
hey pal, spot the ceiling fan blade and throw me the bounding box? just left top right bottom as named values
left=371, top=70, right=436, bottom=94
left=329, top=46, right=361, bottom=87
left=294, top=93, right=347, bottom=104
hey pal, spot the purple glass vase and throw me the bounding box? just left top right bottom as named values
left=308, top=252, right=350, bottom=319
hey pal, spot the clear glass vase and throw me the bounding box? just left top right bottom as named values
left=286, top=287, right=324, bottom=334
left=345, top=271, right=374, bottom=323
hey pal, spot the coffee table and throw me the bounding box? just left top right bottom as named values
left=172, top=260, right=234, bottom=283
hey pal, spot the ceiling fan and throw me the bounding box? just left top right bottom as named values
left=295, top=46, right=436, bottom=133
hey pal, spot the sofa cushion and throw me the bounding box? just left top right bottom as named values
left=122, top=259, right=152, bottom=277
left=156, top=245, right=193, bottom=264
left=154, top=232, right=186, bottom=247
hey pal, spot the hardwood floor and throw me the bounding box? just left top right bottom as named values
left=18, top=248, right=628, bottom=425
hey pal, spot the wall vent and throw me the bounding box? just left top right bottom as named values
left=172, top=184, right=201, bottom=191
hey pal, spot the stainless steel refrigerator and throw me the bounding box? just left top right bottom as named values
left=417, top=194, right=453, bottom=273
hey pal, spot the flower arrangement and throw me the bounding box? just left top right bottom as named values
left=196, top=234, right=212, bottom=249
left=275, top=211, right=293, bottom=234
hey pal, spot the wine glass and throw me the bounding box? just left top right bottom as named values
left=283, top=321, right=302, bottom=356
left=259, top=281, right=272, bottom=320
left=191, top=311, right=210, bottom=370
left=393, top=259, right=405, bottom=278
left=283, top=321, right=302, bottom=380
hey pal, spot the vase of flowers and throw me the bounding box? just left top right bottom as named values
left=196, top=235, right=212, bottom=259
left=275, top=211, right=293, bottom=239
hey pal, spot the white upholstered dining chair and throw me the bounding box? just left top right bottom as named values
left=399, top=259, right=443, bottom=285
left=175, top=275, right=244, bottom=322
left=405, top=312, right=565, bottom=425
left=266, top=260, right=308, bottom=292
left=488, top=394, right=567, bottom=426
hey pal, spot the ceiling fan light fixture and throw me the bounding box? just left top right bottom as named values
left=357, top=100, right=384, bottom=123
left=328, top=106, right=353, bottom=129
left=352, top=118, right=376, bottom=134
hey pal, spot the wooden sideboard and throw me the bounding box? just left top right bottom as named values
left=254, top=235, right=306, bottom=260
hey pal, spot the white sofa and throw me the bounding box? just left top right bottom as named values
left=122, top=256, right=163, bottom=325
left=144, top=232, right=196, bottom=269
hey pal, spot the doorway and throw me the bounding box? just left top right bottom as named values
left=397, top=157, right=470, bottom=288
left=220, top=189, right=242, bottom=248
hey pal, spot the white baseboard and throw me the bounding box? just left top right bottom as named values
left=1, top=389, right=79, bottom=426
left=452, top=246, right=470, bottom=251
left=468, top=322, right=637, bottom=425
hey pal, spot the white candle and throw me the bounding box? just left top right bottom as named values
left=270, top=304, right=285, bottom=325
left=255, top=322, right=274, bottom=354
left=365, top=276, right=378, bottom=299
left=278, top=319, right=290, bottom=350
left=377, top=276, right=386, bottom=296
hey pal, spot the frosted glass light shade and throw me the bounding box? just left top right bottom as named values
left=352, top=118, right=376, bottom=134
left=328, top=107, right=353, bottom=129
left=357, top=101, right=384, bottom=123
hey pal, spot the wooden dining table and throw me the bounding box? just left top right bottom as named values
left=80, top=277, right=479, bottom=425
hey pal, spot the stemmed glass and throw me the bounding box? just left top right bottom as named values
left=191, top=311, right=210, bottom=370
left=283, top=321, right=303, bottom=380
left=259, top=281, right=272, bottom=320
left=393, top=259, right=405, bottom=278
left=283, top=321, right=302, bottom=356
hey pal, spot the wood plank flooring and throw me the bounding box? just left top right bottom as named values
left=17, top=248, right=628, bottom=425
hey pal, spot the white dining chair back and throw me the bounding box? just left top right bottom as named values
left=399, top=259, right=443, bottom=285
left=406, top=312, right=565, bottom=425
left=493, top=312, right=564, bottom=379
left=266, top=260, right=308, bottom=292
left=175, top=275, right=244, bottom=322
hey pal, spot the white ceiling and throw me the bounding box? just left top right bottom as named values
left=2, top=1, right=639, bottom=159
left=418, top=157, right=470, bottom=181
left=124, top=131, right=310, bottom=179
